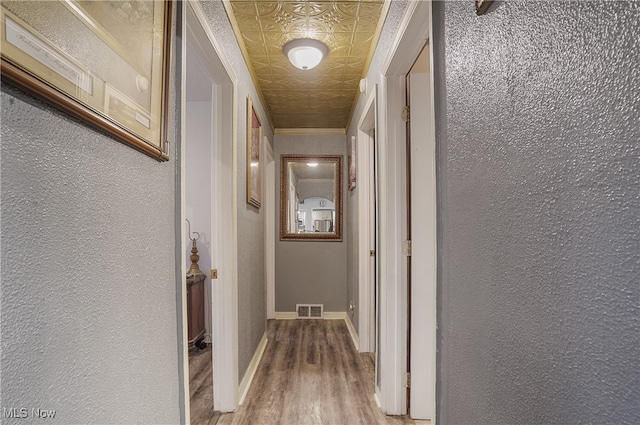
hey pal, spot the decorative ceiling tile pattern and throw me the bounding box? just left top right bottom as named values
left=227, top=0, right=386, bottom=129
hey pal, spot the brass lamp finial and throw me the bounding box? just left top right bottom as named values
left=186, top=219, right=203, bottom=276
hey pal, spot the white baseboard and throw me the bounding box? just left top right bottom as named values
left=343, top=314, right=360, bottom=351
left=323, top=311, right=345, bottom=320
left=238, top=332, right=267, bottom=405
left=374, top=391, right=382, bottom=408
left=273, top=311, right=359, bottom=350
left=275, top=311, right=347, bottom=320
left=274, top=311, right=296, bottom=319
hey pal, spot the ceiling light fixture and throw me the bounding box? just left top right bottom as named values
left=283, top=39, right=328, bottom=70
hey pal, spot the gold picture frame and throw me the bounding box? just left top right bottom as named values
left=247, top=95, right=262, bottom=207
left=0, top=1, right=172, bottom=160
left=280, top=154, right=343, bottom=242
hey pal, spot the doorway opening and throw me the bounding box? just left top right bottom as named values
left=184, top=36, right=215, bottom=417
left=357, top=90, right=378, bottom=357
left=180, top=2, right=239, bottom=422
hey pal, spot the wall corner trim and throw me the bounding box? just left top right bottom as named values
left=238, top=332, right=268, bottom=405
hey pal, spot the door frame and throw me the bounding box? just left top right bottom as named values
left=376, top=0, right=434, bottom=417
left=180, top=0, right=240, bottom=415
left=357, top=91, right=377, bottom=353
left=407, top=42, right=437, bottom=420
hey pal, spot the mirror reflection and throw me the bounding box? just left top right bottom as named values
left=280, top=155, right=342, bottom=241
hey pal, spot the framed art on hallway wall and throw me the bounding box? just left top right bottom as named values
left=0, top=1, right=173, bottom=160
left=348, top=135, right=356, bottom=191
left=247, top=95, right=262, bottom=208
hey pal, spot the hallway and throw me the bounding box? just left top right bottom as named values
left=1, top=1, right=637, bottom=424
left=217, top=320, right=416, bottom=425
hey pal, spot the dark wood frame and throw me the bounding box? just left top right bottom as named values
left=280, top=154, right=343, bottom=242
left=0, top=1, right=172, bottom=161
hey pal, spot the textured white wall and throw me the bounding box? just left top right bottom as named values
left=433, top=1, right=640, bottom=423
left=1, top=81, right=181, bottom=422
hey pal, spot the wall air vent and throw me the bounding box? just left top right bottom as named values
left=296, top=304, right=324, bottom=319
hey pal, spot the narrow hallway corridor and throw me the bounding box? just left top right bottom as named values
left=217, top=320, right=416, bottom=425
left=1, top=1, right=636, bottom=423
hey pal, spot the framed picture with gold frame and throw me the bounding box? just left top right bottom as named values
left=247, top=95, right=262, bottom=208
left=0, top=1, right=172, bottom=161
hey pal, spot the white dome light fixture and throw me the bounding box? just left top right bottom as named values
left=283, top=39, right=329, bottom=70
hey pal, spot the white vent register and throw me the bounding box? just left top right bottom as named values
left=296, top=304, right=324, bottom=319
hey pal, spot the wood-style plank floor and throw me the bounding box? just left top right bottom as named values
left=216, top=319, right=415, bottom=425
left=189, top=345, right=220, bottom=425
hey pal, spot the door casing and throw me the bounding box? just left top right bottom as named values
left=407, top=43, right=437, bottom=420
left=180, top=0, right=240, bottom=416
left=375, top=0, right=435, bottom=417
left=357, top=91, right=378, bottom=354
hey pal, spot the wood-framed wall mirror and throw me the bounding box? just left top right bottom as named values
left=280, top=154, right=343, bottom=241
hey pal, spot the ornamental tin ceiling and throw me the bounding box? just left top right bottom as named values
left=226, top=0, right=387, bottom=130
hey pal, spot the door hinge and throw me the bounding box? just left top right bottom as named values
left=404, top=240, right=412, bottom=256
left=211, top=269, right=218, bottom=279
left=402, top=106, right=410, bottom=122
left=370, top=250, right=376, bottom=257
left=404, top=372, right=411, bottom=388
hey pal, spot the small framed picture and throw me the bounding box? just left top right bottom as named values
left=247, top=95, right=262, bottom=208
left=348, top=136, right=356, bottom=191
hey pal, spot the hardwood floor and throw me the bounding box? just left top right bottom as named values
left=189, top=345, right=219, bottom=425
left=216, top=319, right=415, bottom=425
